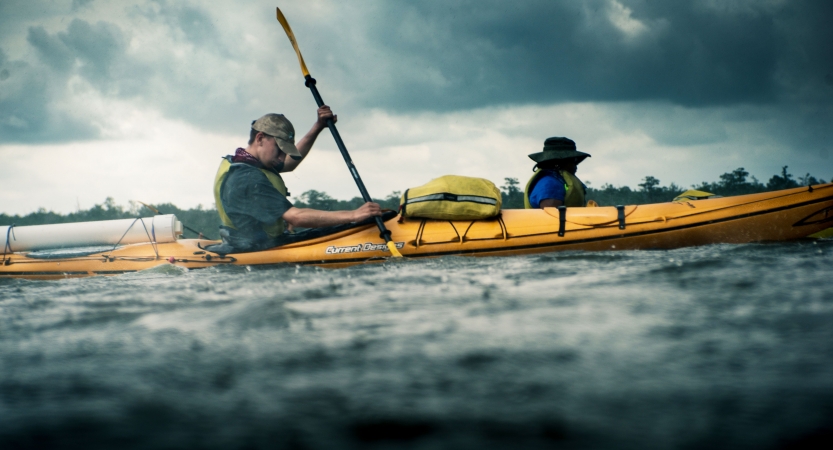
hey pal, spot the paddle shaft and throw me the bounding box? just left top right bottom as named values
left=303, top=75, right=393, bottom=242
left=275, top=7, right=398, bottom=255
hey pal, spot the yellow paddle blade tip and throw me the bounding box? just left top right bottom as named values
left=387, top=241, right=403, bottom=258
left=275, top=7, right=311, bottom=78
left=137, top=201, right=159, bottom=214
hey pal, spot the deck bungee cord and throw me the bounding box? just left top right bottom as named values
left=102, top=217, right=159, bottom=261
left=2, top=223, right=15, bottom=265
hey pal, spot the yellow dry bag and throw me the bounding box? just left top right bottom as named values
left=400, top=175, right=502, bottom=220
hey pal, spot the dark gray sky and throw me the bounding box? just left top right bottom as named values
left=1, top=0, right=832, bottom=214
left=350, top=1, right=832, bottom=108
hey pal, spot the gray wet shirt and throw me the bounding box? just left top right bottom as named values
left=220, top=163, right=293, bottom=249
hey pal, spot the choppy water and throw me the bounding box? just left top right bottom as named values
left=2, top=241, right=833, bottom=449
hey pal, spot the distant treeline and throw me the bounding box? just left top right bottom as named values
left=501, top=166, right=828, bottom=208
left=2, top=166, right=827, bottom=240
left=0, top=199, right=225, bottom=240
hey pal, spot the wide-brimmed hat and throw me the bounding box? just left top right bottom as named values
left=251, top=113, right=301, bottom=157
left=528, top=137, right=590, bottom=164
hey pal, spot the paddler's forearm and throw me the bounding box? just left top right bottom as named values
left=282, top=206, right=360, bottom=228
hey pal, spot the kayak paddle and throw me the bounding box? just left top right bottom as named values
left=275, top=7, right=403, bottom=258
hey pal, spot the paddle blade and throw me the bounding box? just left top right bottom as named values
left=138, top=201, right=160, bottom=215
left=276, top=7, right=310, bottom=78
left=386, top=241, right=403, bottom=258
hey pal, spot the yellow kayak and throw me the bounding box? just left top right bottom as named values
left=2, top=183, right=832, bottom=280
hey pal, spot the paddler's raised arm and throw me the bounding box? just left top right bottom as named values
left=280, top=105, right=337, bottom=172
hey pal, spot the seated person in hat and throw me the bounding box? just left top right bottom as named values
left=524, top=137, right=591, bottom=209
left=212, top=106, right=382, bottom=252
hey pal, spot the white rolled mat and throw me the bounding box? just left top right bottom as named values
left=1, top=215, right=182, bottom=252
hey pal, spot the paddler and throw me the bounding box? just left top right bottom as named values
left=524, top=137, right=591, bottom=208
left=211, top=107, right=382, bottom=252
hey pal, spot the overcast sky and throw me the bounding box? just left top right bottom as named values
left=1, top=0, right=832, bottom=215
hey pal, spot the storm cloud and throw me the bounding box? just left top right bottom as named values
left=1, top=0, right=832, bottom=214
left=1, top=1, right=287, bottom=144
left=3, top=0, right=832, bottom=144
left=302, top=0, right=833, bottom=111
left=0, top=47, right=98, bottom=143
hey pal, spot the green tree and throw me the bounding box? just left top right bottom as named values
left=295, top=190, right=338, bottom=210
left=766, top=166, right=800, bottom=191
left=638, top=176, right=670, bottom=204
left=694, top=167, right=765, bottom=196
left=586, top=183, right=637, bottom=206
left=292, top=190, right=401, bottom=212
left=500, top=177, right=525, bottom=209
left=798, top=173, right=827, bottom=187
left=377, top=191, right=402, bottom=211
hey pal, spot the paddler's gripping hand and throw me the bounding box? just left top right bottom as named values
left=315, top=105, right=337, bottom=131
left=352, top=202, right=382, bottom=222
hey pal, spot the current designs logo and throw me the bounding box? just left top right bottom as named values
left=325, top=242, right=405, bottom=254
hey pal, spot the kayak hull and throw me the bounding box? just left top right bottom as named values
left=3, top=184, right=832, bottom=279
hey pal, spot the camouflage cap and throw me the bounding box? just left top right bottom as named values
left=251, top=113, right=301, bottom=157
left=528, top=137, right=590, bottom=164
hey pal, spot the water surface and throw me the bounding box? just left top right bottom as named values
left=2, top=241, right=833, bottom=449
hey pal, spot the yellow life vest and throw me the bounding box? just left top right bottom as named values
left=213, top=157, right=288, bottom=238
left=523, top=169, right=586, bottom=209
